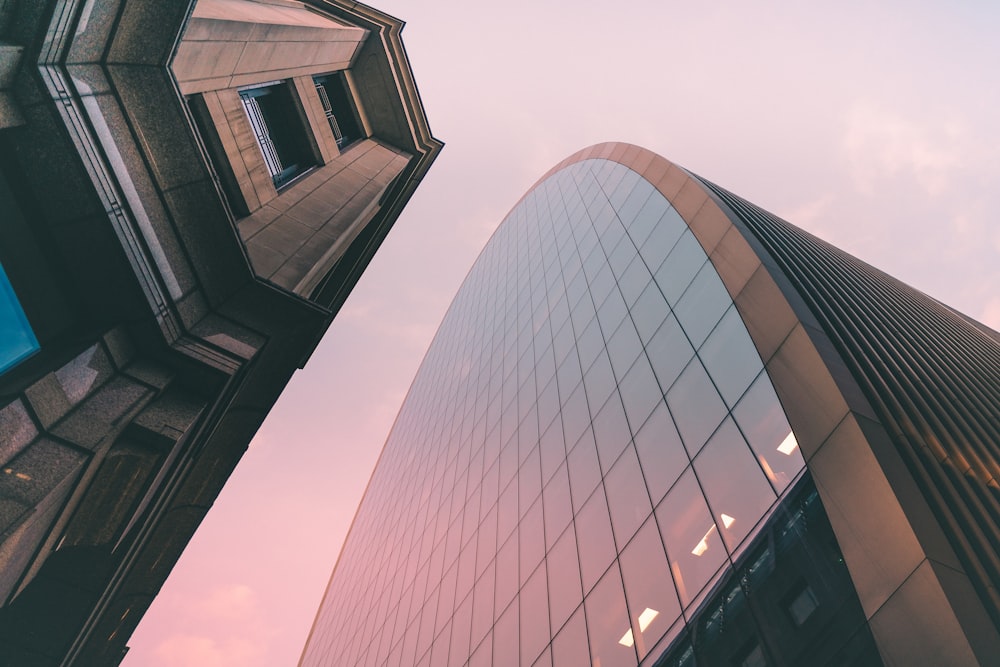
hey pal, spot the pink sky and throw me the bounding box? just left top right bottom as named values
left=124, top=1, right=1000, bottom=665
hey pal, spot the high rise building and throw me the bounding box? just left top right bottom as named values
left=300, top=143, right=1000, bottom=667
left=0, top=0, right=439, bottom=664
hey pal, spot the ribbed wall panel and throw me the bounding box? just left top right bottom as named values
left=697, top=178, right=1000, bottom=627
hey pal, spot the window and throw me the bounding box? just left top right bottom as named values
left=313, top=73, right=363, bottom=149
left=239, top=82, right=314, bottom=188
left=0, top=261, right=38, bottom=374
left=784, top=581, right=820, bottom=627
left=735, top=641, right=768, bottom=667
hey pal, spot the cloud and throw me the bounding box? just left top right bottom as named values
left=134, top=584, right=276, bottom=667
left=843, top=101, right=966, bottom=196
left=198, top=584, right=258, bottom=621
left=153, top=634, right=260, bottom=667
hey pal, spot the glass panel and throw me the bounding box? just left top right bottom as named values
left=597, top=288, right=629, bottom=339
left=494, top=533, right=519, bottom=621
left=0, top=261, right=39, bottom=375
left=577, top=316, right=605, bottom=372
left=654, top=230, right=705, bottom=305
left=470, top=561, right=496, bottom=647
left=592, top=392, right=632, bottom=473
left=519, top=446, right=542, bottom=517
left=620, top=517, right=682, bottom=660
left=618, top=355, right=662, bottom=436
left=497, top=478, right=519, bottom=546
left=539, top=417, right=565, bottom=486
left=547, top=523, right=583, bottom=634
left=632, top=402, right=687, bottom=506
left=666, top=358, right=727, bottom=456
left=694, top=418, right=776, bottom=553
left=604, top=445, right=653, bottom=550
left=698, top=305, right=764, bottom=408
left=493, top=597, right=519, bottom=665
left=674, top=261, right=731, bottom=348
left=583, top=351, right=617, bottom=417
left=638, top=208, right=686, bottom=273
left=624, top=190, right=670, bottom=249
left=575, top=485, right=617, bottom=594
left=543, top=463, right=573, bottom=552
left=618, top=255, right=654, bottom=307
left=552, top=605, right=591, bottom=665
left=586, top=561, right=637, bottom=667
left=606, top=316, right=643, bottom=380
left=567, top=428, right=602, bottom=514
left=520, top=562, right=550, bottom=666
left=630, top=281, right=670, bottom=344
left=645, top=314, right=694, bottom=393
left=532, top=647, right=552, bottom=667
left=560, top=384, right=592, bottom=452
left=520, top=498, right=546, bottom=585
left=733, top=372, right=805, bottom=495
left=655, top=468, right=725, bottom=608
left=469, top=633, right=492, bottom=667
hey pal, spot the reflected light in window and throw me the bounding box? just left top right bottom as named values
left=721, top=513, right=735, bottom=529
left=618, top=608, right=660, bottom=646
left=777, top=431, right=799, bottom=455
left=692, top=524, right=717, bottom=556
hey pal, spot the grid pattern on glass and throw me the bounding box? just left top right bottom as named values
left=300, top=159, right=806, bottom=667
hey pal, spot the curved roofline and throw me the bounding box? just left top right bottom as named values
left=495, top=143, right=996, bottom=663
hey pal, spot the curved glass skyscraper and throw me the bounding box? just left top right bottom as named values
left=301, top=144, right=1000, bottom=667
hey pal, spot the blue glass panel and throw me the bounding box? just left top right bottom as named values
left=0, top=262, right=38, bottom=374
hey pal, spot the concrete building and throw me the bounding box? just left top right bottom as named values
left=300, top=144, right=1000, bottom=666
left=0, top=0, right=440, bottom=664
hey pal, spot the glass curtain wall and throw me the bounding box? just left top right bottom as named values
left=301, top=160, right=878, bottom=667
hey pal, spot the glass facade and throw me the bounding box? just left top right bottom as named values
left=301, top=160, right=878, bottom=666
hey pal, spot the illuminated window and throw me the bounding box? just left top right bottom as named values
left=0, top=261, right=38, bottom=374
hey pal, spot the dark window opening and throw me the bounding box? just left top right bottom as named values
left=784, top=581, right=819, bottom=627
left=313, top=73, right=363, bottom=149
left=239, top=82, right=314, bottom=189
left=734, top=641, right=768, bottom=667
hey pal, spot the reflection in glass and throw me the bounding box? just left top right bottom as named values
left=655, top=469, right=725, bottom=607
left=620, top=517, right=681, bottom=659
left=586, top=561, right=637, bottom=667
left=733, top=372, right=805, bottom=495
left=694, top=418, right=776, bottom=553
left=305, top=159, right=851, bottom=667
